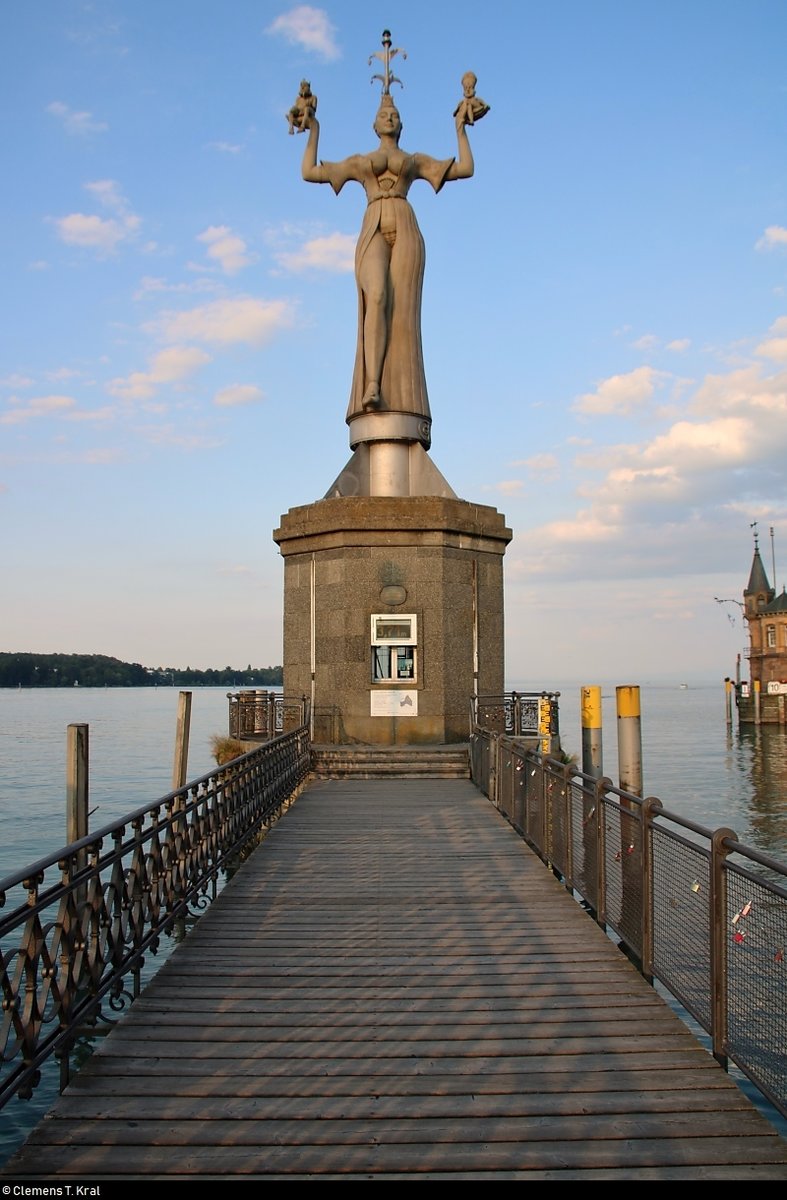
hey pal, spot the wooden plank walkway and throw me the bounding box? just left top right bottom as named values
left=5, top=778, right=787, bottom=1179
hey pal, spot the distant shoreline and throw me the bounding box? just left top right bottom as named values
left=0, top=652, right=282, bottom=689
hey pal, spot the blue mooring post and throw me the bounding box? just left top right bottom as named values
left=581, top=685, right=603, bottom=780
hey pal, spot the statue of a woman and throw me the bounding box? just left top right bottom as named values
left=301, top=94, right=475, bottom=435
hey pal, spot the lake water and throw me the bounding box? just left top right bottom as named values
left=2, top=682, right=786, bottom=875
left=1, top=683, right=786, bottom=1166
left=0, top=686, right=235, bottom=877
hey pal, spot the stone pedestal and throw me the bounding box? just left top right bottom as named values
left=273, top=496, right=511, bottom=745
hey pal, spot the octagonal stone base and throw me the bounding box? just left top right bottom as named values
left=273, top=496, right=512, bottom=745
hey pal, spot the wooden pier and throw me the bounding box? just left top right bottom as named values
left=5, top=777, right=787, bottom=1179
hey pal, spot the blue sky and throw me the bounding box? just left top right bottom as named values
left=3, top=1, right=787, bottom=685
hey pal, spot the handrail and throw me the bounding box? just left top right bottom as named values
left=470, top=724, right=787, bottom=1121
left=0, top=725, right=311, bottom=1110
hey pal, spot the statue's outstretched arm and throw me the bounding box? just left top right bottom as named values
left=301, top=116, right=328, bottom=183
left=445, top=120, right=474, bottom=182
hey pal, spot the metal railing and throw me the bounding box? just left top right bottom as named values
left=472, top=691, right=560, bottom=740
left=471, top=727, right=787, bottom=1120
left=228, top=691, right=308, bottom=740
left=0, top=725, right=311, bottom=1110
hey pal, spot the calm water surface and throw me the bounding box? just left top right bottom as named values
left=0, top=687, right=233, bottom=876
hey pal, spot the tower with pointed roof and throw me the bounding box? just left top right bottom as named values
left=740, top=529, right=787, bottom=722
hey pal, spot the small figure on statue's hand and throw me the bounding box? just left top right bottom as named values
left=453, top=71, right=489, bottom=127
left=287, top=79, right=318, bottom=134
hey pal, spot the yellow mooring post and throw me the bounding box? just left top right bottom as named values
left=616, top=685, right=642, bottom=798
left=616, top=685, right=643, bottom=959
left=754, top=678, right=761, bottom=726
left=580, top=685, right=603, bottom=780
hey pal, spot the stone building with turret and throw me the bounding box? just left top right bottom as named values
left=740, top=538, right=787, bottom=723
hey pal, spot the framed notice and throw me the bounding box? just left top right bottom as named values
left=370, top=690, right=418, bottom=717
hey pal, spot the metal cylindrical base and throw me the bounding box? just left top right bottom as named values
left=369, top=441, right=410, bottom=496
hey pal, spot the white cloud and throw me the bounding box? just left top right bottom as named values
left=153, top=297, right=295, bottom=346
left=207, top=141, right=243, bottom=154
left=135, top=425, right=223, bottom=452
left=46, top=100, right=108, bottom=136
left=108, top=346, right=211, bottom=400
left=573, top=366, right=671, bottom=416
left=51, top=181, right=140, bottom=256
left=666, top=338, right=691, bottom=353
left=214, top=384, right=265, bottom=408
left=511, top=453, right=559, bottom=479
left=63, top=406, right=115, bottom=422
left=494, top=480, right=524, bottom=495
left=133, top=275, right=219, bottom=301
left=1, top=374, right=34, bottom=390
left=756, top=225, right=787, bottom=251
left=267, top=6, right=340, bottom=61
left=755, top=316, right=787, bottom=361
left=1, top=394, right=76, bottom=424
left=197, top=226, right=253, bottom=275
left=82, top=448, right=124, bottom=464
left=277, top=232, right=355, bottom=273
left=84, top=180, right=125, bottom=211
left=52, top=213, right=128, bottom=254
left=632, top=334, right=659, bottom=352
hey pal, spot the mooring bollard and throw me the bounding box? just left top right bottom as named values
left=616, top=685, right=643, bottom=797
left=172, top=691, right=192, bottom=790
left=581, top=685, right=603, bottom=780
left=66, top=723, right=89, bottom=846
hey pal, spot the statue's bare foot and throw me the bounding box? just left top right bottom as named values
left=362, top=382, right=381, bottom=409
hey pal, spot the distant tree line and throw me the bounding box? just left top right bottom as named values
left=0, top=653, right=283, bottom=689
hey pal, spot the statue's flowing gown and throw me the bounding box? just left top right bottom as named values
left=320, top=152, right=454, bottom=422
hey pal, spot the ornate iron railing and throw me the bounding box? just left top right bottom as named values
left=470, top=727, right=787, bottom=1120
left=228, top=691, right=308, bottom=740
left=0, top=725, right=311, bottom=1110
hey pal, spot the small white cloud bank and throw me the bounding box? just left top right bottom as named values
left=50, top=181, right=140, bottom=256
left=756, top=225, right=787, bottom=252
left=277, top=232, right=355, bottom=273
left=214, top=384, right=265, bottom=408
left=573, top=366, right=671, bottom=417
left=108, top=346, right=211, bottom=401
left=47, top=100, right=108, bottom=136
left=197, top=226, right=253, bottom=275
left=153, top=297, right=296, bottom=346
left=267, top=6, right=340, bottom=61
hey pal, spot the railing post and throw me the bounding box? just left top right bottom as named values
left=561, top=761, right=574, bottom=892
left=641, top=796, right=664, bottom=983
left=595, top=776, right=613, bottom=930
left=710, top=825, right=737, bottom=1069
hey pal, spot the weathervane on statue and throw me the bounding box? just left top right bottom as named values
left=368, top=28, right=407, bottom=95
